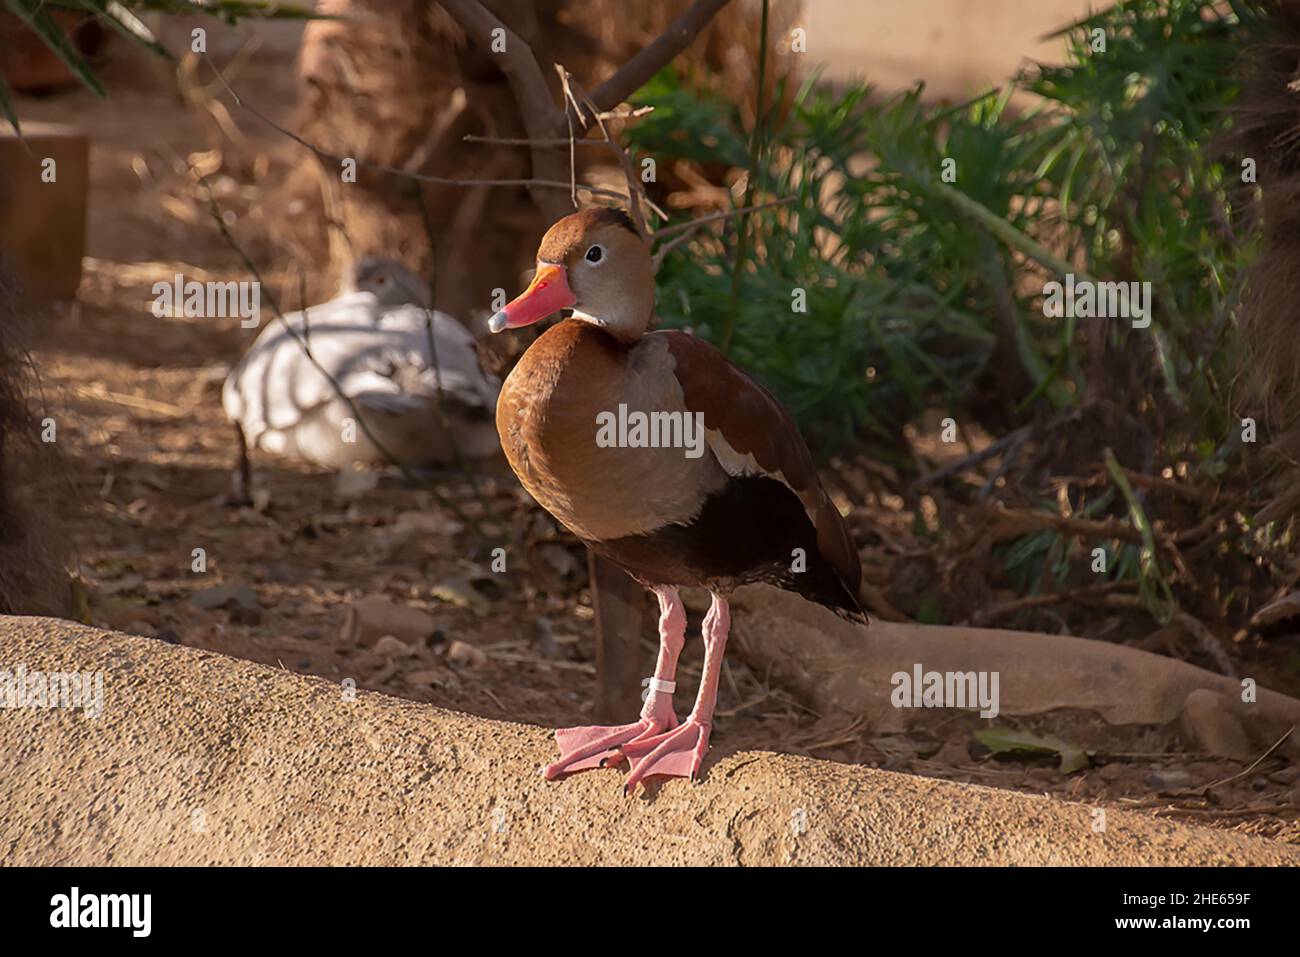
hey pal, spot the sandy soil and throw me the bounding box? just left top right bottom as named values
left=5, top=616, right=1298, bottom=866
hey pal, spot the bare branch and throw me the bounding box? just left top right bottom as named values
left=403, top=87, right=468, bottom=173
left=437, top=0, right=573, bottom=221
left=564, top=69, right=652, bottom=236
left=653, top=196, right=797, bottom=239
left=589, top=0, right=732, bottom=112
left=436, top=0, right=558, bottom=133
left=594, top=106, right=656, bottom=121
left=556, top=64, right=580, bottom=209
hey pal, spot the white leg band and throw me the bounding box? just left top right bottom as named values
left=644, top=677, right=676, bottom=694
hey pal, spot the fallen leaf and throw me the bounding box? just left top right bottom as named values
left=430, top=577, right=490, bottom=614
left=974, top=728, right=1089, bottom=774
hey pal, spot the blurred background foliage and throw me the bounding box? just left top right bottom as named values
left=0, top=1, right=318, bottom=130
left=625, top=0, right=1279, bottom=623
left=632, top=0, right=1255, bottom=459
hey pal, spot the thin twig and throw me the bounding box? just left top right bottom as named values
left=980, top=428, right=1030, bottom=497
left=403, top=87, right=469, bottom=173
left=654, top=196, right=797, bottom=239
left=200, top=51, right=630, bottom=204
left=1155, top=803, right=1298, bottom=819
left=564, top=68, right=658, bottom=235
left=463, top=134, right=617, bottom=148
left=914, top=425, right=1032, bottom=490
left=409, top=179, right=503, bottom=539
left=556, top=65, right=579, bottom=210
left=1100, top=593, right=1236, bottom=677
left=971, top=579, right=1133, bottom=626
left=651, top=197, right=797, bottom=271
left=586, top=0, right=733, bottom=113
left=1197, top=726, right=1294, bottom=792
left=1105, top=446, right=1179, bottom=616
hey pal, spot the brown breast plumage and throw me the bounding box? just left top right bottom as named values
left=495, top=320, right=724, bottom=542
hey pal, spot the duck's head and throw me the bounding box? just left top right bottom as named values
left=346, top=256, right=430, bottom=309
left=489, top=207, right=653, bottom=343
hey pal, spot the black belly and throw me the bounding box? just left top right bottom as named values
left=583, top=474, right=864, bottom=622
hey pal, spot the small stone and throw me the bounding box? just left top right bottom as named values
left=229, top=605, right=261, bottom=626
left=1026, top=767, right=1057, bottom=785
left=192, top=582, right=260, bottom=612
left=373, top=635, right=411, bottom=658
left=100, top=573, right=144, bottom=596
left=335, top=465, right=380, bottom=498
left=1180, top=689, right=1254, bottom=761
left=405, top=668, right=449, bottom=688
left=430, top=577, right=490, bottom=614
left=539, top=543, right=579, bottom=578
left=393, top=510, right=462, bottom=537
left=447, top=639, right=487, bottom=669
left=262, top=563, right=303, bottom=584
left=1147, top=768, right=1194, bottom=792
left=340, top=598, right=436, bottom=646
left=1099, top=762, right=1125, bottom=782
left=1268, top=766, right=1300, bottom=786
left=930, top=739, right=971, bottom=767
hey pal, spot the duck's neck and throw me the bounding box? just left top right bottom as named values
left=570, top=301, right=652, bottom=344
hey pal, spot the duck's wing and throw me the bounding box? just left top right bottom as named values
left=225, top=299, right=500, bottom=455
left=369, top=307, right=501, bottom=410
left=222, top=294, right=386, bottom=441
left=655, top=329, right=864, bottom=611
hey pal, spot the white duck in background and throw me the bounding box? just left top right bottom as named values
left=223, top=257, right=501, bottom=470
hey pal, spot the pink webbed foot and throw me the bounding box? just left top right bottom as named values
left=618, top=715, right=712, bottom=793
left=545, top=712, right=678, bottom=780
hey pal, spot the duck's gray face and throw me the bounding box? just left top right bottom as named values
left=348, top=257, right=430, bottom=309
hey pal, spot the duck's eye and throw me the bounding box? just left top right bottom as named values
left=585, top=244, right=605, bottom=264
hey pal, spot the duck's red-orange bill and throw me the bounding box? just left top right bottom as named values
left=488, top=262, right=576, bottom=333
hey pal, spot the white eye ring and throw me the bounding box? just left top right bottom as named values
left=584, top=244, right=605, bottom=265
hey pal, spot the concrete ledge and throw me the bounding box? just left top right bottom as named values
left=1, top=616, right=1296, bottom=866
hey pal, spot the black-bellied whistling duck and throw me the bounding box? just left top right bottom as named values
left=491, top=207, right=866, bottom=793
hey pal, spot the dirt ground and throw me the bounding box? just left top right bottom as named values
left=10, top=27, right=1299, bottom=850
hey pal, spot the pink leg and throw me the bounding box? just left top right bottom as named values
left=544, top=586, right=685, bottom=780
left=620, top=592, right=729, bottom=794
